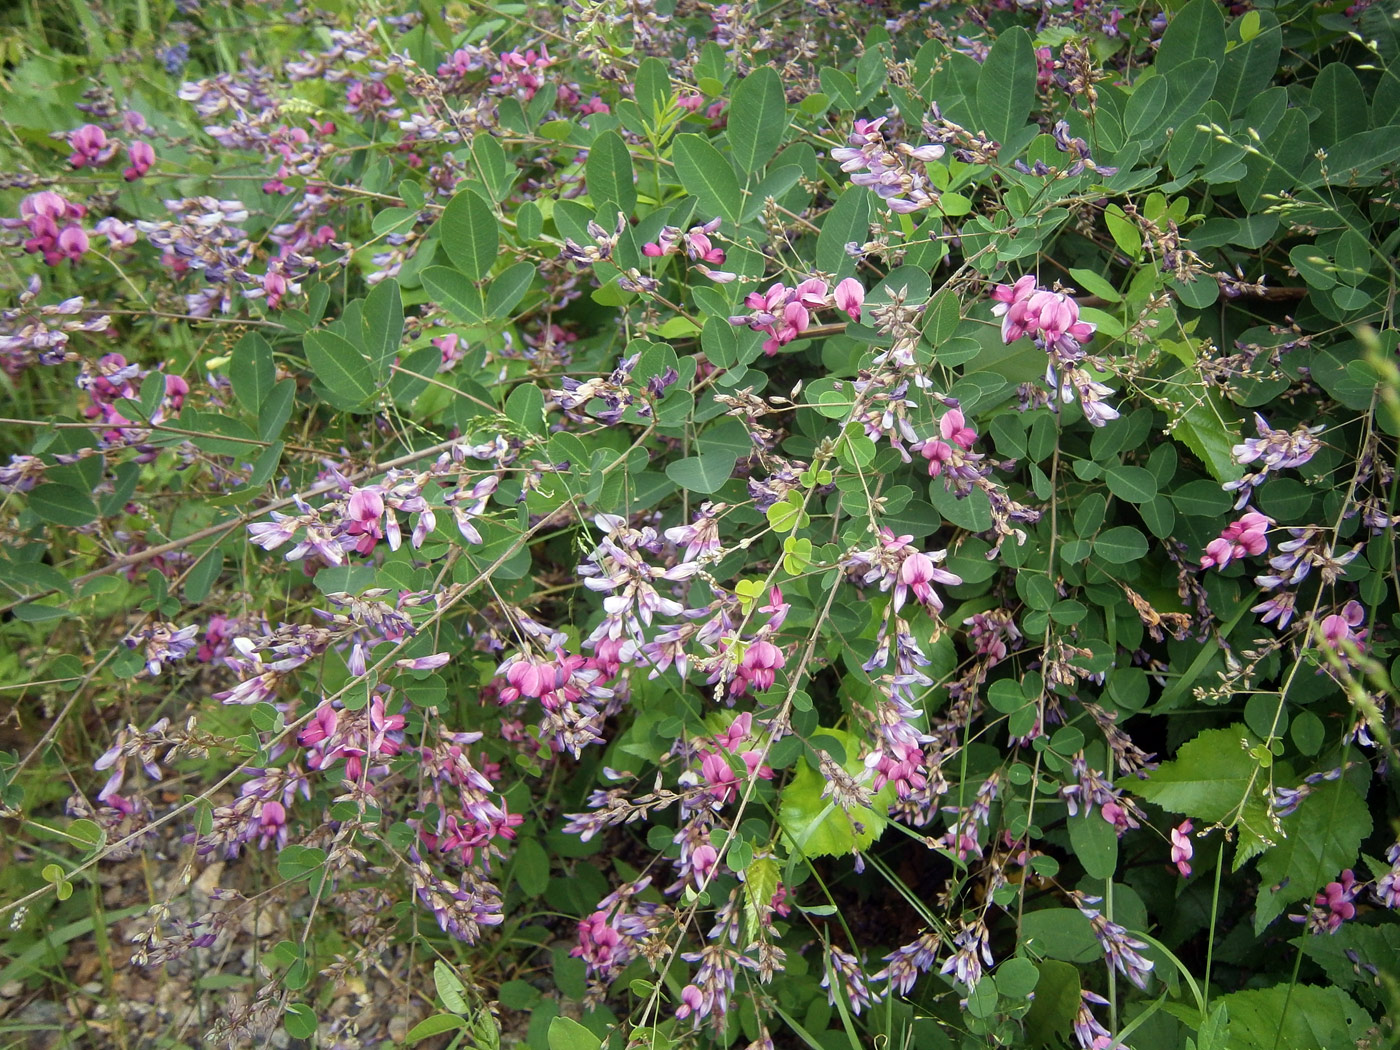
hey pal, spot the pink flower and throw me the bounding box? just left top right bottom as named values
left=57, top=225, right=89, bottom=261
left=675, top=984, right=705, bottom=1020
left=123, top=140, right=155, bottom=181
left=920, top=438, right=953, bottom=476
left=833, top=277, right=864, bottom=321
left=734, top=638, right=784, bottom=695
left=1170, top=820, right=1193, bottom=877
left=939, top=408, right=977, bottom=450
left=572, top=911, right=622, bottom=967
left=1318, top=600, right=1366, bottom=652
left=345, top=486, right=385, bottom=554
left=1200, top=511, right=1272, bottom=570
left=255, top=800, right=288, bottom=849
left=68, top=124, right=115, bottom=168
left=691, top=843, right=718, bottom=885
left=299, top=704, right=337, bottom=747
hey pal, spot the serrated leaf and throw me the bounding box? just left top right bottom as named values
left=1254, top=776, right=1371, bottom=932
left=1126, top=726, right=1272, bottom=861
left=778, top=728, right=894, bottom=857
left=729, top=66, right=787, bottom=175
left=1171, top=386, right=1244, bottom=484
left=671, top=134, right=742, bottom=225
left=439, top=187, right=498, bottom=280
left=1207, top=985, right=1365, bottom=1050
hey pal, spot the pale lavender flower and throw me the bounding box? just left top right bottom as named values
left=939, top=918, right=993, bottom=987
left=822, top=946, right=880, bottom=1015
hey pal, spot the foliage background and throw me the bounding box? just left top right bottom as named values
left=0, top=0, right=1399, bottom=1048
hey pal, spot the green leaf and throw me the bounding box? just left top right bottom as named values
left=1123, top=74, right=1167, bottom=138
left=406, top=1014, right=466, bottom=1043
left=1104, top=204, right=1141, bottom=259
left=434, top=959, right=470, bottom=1014
left=362, top=278, right=403, bottom=382
left=1254, top=776, right=1371, bottom=932
left=230, top=332, right=275, bottom=414
left=439, top=187, right=498, bottom=280
left=1094, top=525, right=1148, bottom=564
left=815, top=186, right=871, bottom=278
left=1155, top=59, right=1219, bottom=144
left=548, top=1016, right=601, bottom=1050
left=305, top=330, right=377, bottom=410
left=1214, top=15, right=1281, bottom=118
left=1128, top=726, right=1272, bottom=858
left=976, top=27, right=1035, bottom=146
left=389, top=345, right=441, bottom=406
left=666, top=451, right=737, bottom=494
left=1024, top=960, right=1081, bottom=1046
left=283, top=1004, right=318, bottom=1040
left=258, top=380, right=296, bottom=442
left=1310, top=63, right=1368, bottom=149
left=514, top=837, right=550, bottom=897
left=1170, top=386, right=1244, bottom=484
left=1020, top=909, right=1099, bottom=963
left=185, top=547, right=223, bottom=603
left=994, top=957, right=1040, bottom=1000
left=1207, top=985, right=1365, bottom=1050
left=1297, top=923, right=1400, bottom=995
left=729, top=66, right=787, bottom=175
left=472, top=133, right=513, bottom=201
left=1067, top=267, right=1122, bottom=302
left=1238, top=108, right=1308, bottom=210
left=486, top=260, right=536, bottom=319
left=671, top=134, right=743, bottom=225
left=277, top=845, right=326, bottom=882
left=29, top=483, right=97, bottom=527
left=422, top=266, right=486, bottom=323
left=740, top=164, right=803, bottom=223
left=778, top=729, right=894, bottom=857
left=1156, top=0, right=1225, bottom=73
left=633, top=56, right=670, bottom=124
left=1068, top=813, right=1119, bottom=879
left=505, top=382, right=545, bottom=434
left=585, top=130, right=637, bottom=217
left=1104, top=464, right=1157, bottom=503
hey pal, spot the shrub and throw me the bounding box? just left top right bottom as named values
left=1, top=1, right=1398, bottom=1048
